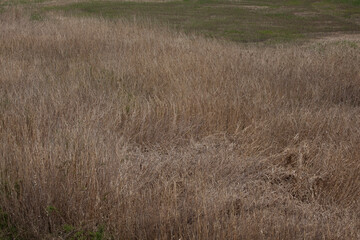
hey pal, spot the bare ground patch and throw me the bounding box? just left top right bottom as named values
left=294, top=11, right=319, bottom=17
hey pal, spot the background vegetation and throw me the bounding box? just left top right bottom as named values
left=46, top=0, right=360, bottom=43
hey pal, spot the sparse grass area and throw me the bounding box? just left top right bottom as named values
left=44, top=0, right=360, bottom=43
left=1, top=0, right=47, bottom=6
left=1, top=2, right=360, bottom=240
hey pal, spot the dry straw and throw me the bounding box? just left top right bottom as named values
left=0, top=8, right=359, bottom=239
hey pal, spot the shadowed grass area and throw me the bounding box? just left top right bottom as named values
left=45, top=0, right=360, bottom=43
left=0, top=209, right=19, bottom=240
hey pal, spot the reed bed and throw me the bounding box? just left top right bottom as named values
left=0, top=8, right=359, bottom=239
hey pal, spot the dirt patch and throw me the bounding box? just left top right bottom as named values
left=212, top=4, right=269, bottom=10
left=294, top=11, right=318, bottom=17
left=241, top=5, right=269, bottom=10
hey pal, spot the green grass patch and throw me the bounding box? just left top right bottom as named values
left=45, top=0, right=360, bottom=43
left=2, top=0, right=47, bottom=6
left=59, top=224, right=105, bottom=240
left=30, top=11, right=44, bottom=20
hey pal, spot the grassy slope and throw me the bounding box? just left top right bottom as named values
left=44, top=0, right=360, bottom=43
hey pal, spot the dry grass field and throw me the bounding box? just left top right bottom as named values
left=1, top=3, right=360, bottom=240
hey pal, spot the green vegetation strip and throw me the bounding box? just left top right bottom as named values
left=46, top=0, right=360, bottom=43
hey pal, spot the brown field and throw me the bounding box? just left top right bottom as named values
left=1, top=6, right=360, bottom=240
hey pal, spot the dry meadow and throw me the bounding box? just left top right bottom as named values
left=0, top=6, right=360, bottom=239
